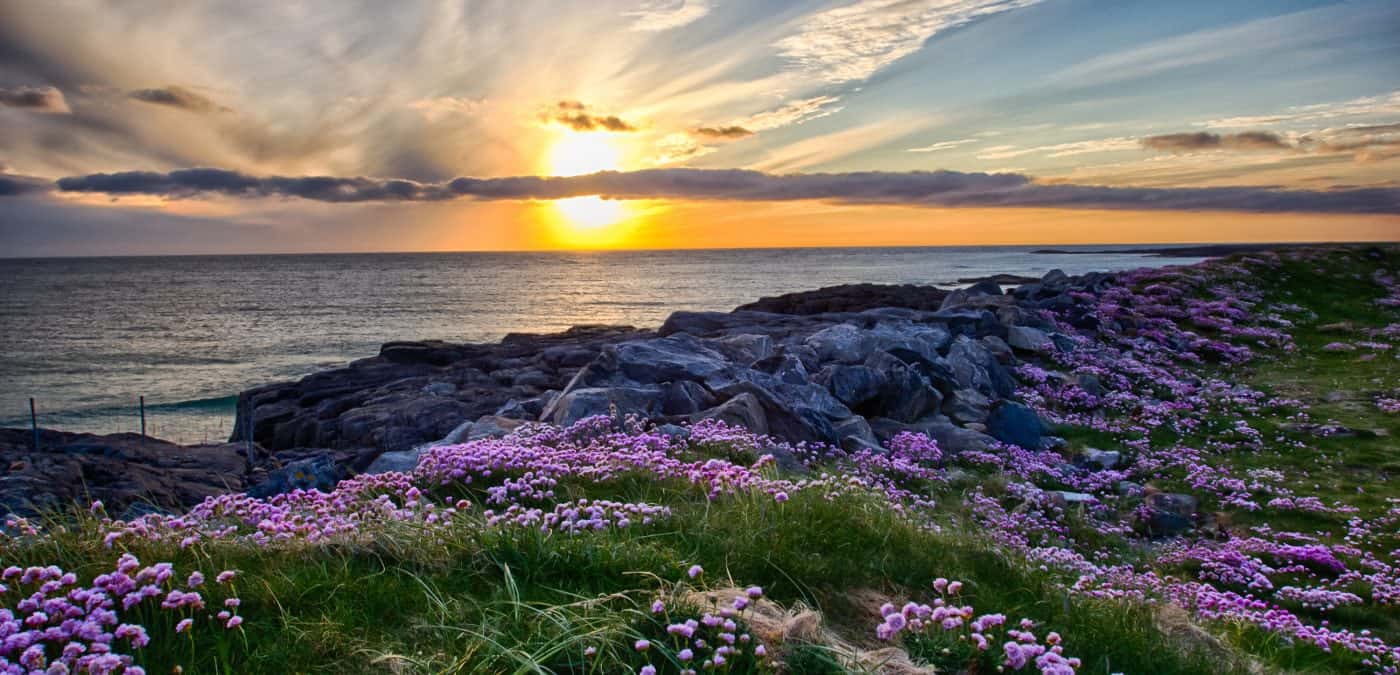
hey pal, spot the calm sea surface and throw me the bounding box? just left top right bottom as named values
left=0, top=246, right=1202, bottom=443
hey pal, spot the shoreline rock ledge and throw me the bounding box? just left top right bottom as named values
left=228, top=269, right=1104, bottom=464
left=4, top=268, right=1110, bottom=514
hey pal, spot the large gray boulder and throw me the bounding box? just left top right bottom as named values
left=805, top=324, right=876, bottom=364
left=986, top=401, right=1043, bottom=449
left=942, top=388, right=991, bottom=425
left=1007, top=325, right=1053, bottom=353
left=540, top=386, right=666, bottom=426
left=691, top=392, right=769, bottom=435
left=816, top=364, right=883, bottom=409
left=610, top=333, right=732, bottom=384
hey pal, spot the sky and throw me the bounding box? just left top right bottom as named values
left=1, top=0, right=1398, bottom=256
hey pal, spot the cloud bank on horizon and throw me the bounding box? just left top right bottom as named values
left=1, top=0, right=1398, bottom=253
left=42, top=167, right=1400, bottom=215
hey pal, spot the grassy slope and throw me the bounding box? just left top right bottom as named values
left=6, top=247, right=1397, bottom=674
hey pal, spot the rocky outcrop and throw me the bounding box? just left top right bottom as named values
left=4, top=265, right=1126, bottom=515
left=227, top=269, right=1103, bottom=463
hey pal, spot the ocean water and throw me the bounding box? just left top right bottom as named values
left=0, top=246, right=1203, bottom=443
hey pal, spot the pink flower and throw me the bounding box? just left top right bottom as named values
left=687, top=565, right=703, bottom=578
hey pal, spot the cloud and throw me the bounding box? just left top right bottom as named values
left=49, top=166, right=1400, bottom=214
left=692, top=125, right=754, bottom=139
left=408, top=96, right=482, bottom=120
left=907, top=139, right=977, bottom=153
left=626, top=0, right=711, bottom=31
left=128, top=85, right=230, bottom=113
left=737, top=96, right=844, bottom=132
left=1142, top=131, right=1292, bottom=153
left=1200, top=90, right=1400, bottom=129
left=545, top=100, right=637, bottom=132
left=977, top=137, right=1139, bottom=160
left=776, top=0, right=1043, bottom=84
left=1143, top=126, right=1400, bottom=162
left=0, top=85, right=70, bottom=113
left=0, top=171, right=53, bottom=196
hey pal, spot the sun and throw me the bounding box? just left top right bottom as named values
left=544, top=132, right=633, bottom=237
left=548, top=133, right=623, bottom=177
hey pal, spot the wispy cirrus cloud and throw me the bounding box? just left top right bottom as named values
left=45, top=166, right=1400, bottom=214
left=977, top=137, right=1139, bottom=160
left=0, top=85, right=70, bottom=113
left=626, top=0, right=711, bottom=31
left=906, top=139, right=977, bottom=153
left=1200, top=91, right=1400, bottom=129
left=776, top=0, right=1043, bottom=84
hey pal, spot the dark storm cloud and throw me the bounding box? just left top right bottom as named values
left=0, top=85, right=69, bottom=112
left=48, top=166, right=1400, bottom=214
left=1142, top=131, right=1291, bottom=152
left=128, top=86, right=229, bottom=113
left=692, top=125, right=754, bottom=139
left=546, top=100, right=637, bottom=132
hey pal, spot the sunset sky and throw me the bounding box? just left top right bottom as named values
left=1, top=0, right=1398, bottom=256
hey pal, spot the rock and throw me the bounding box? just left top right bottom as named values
left=1007, top=325, right=1053, bottom=353
left=0, top=428, right=257, bottom=517
left=247, top=453, right=340, bottom=498
left=609, top=334, right=733, bottom=384
left=1039, top=435, right=1068, bottom=451
left=1076, top=373, right=1103, bottom=398
left=942, top=388, right=990, bottom=425
left=465, top=415, right=526, bottom=440
left=655, top=423, right=691, bottom=440
left=1052, top=491, right=1097, bottom=506
left=1076, top=448, right=1122, bottom=471
left=805, top=324, right=876, bottom=364
left=833, top=416, right=882, bottom=453
left=737, top=283, right=949, bottom=314
left=691, top=393, right=769, bottom=435
left=380, top=341, right=464, bottom=365
left=981, top=335, right=1013, bottom=363
left=540, top=386, right=665, bottom=426
left=705, top=334, right=775, bottom=365
left=864, top=351, right=942, bottom=422
left=965, top=280, right=1003, bottom=297
left=947, top=337, right=1015, bottom=398
left=985, top=401, right=1043, bottom=449
left=364, top=447, right=423, bottom=475
left=660, top=380, right=716, bottom=416
left=422, top=381, right=457, bottom=396
left=817, top=364, right=884, bottom=408
left=1117, top=481, right=1144, bottom=497
left=1142, top=492, right=1200, bottom=537
left=867, top=416, right=995, bottom=454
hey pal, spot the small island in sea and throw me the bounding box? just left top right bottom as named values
left=4, top=245, right=1399, bottom=673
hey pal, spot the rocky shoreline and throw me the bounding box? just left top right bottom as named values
left=4, top=264, right=1133, bottom=516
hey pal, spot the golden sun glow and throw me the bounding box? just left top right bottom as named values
left=544, top=132, right=635, bottom=243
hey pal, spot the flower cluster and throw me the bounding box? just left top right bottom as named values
left=876, top=578, right=1080, bottom=674
left=0, top=556, right=241, bottom=674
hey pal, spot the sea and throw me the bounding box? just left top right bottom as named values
left=0, top=246, right=1204, bottom=444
